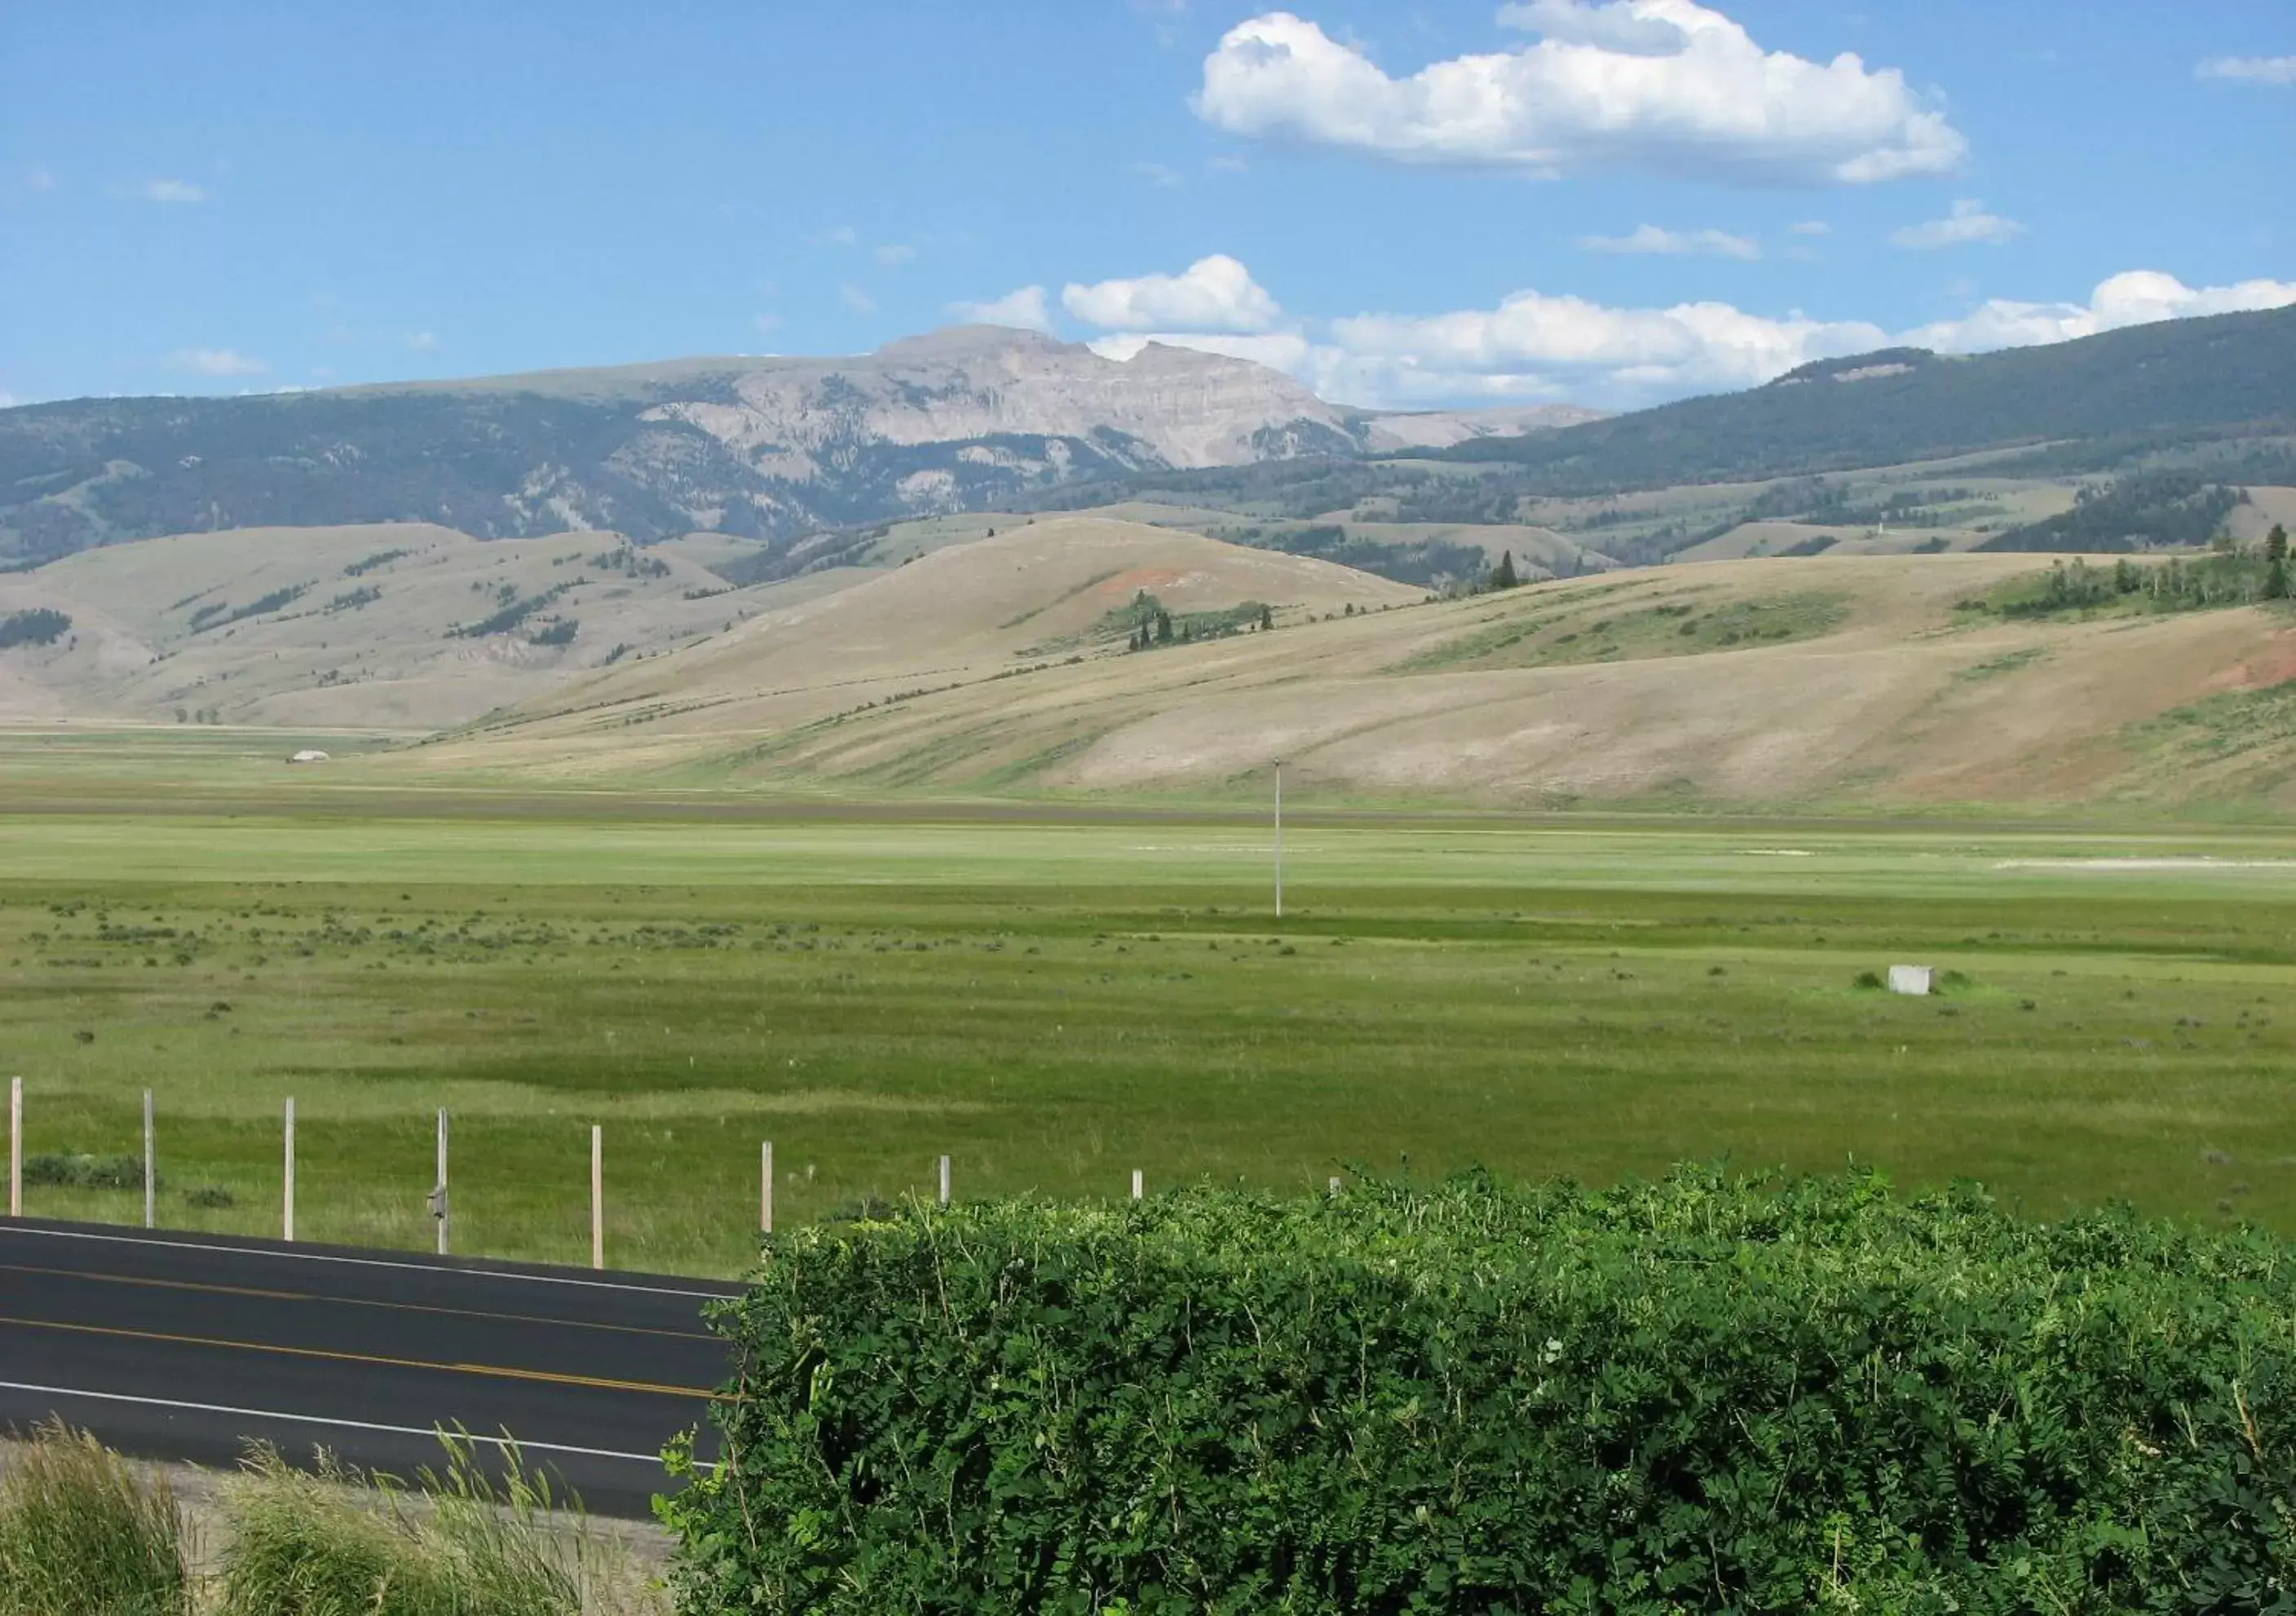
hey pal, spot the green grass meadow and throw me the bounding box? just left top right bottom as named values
left=7, top=735, right=2296, bottom=1274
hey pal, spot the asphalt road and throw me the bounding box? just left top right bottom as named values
left=0, top=1217, right=740, bottom=1517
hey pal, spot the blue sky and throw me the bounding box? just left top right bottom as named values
left=2, top=1, right=2290, bottom=409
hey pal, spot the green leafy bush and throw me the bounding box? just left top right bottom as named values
left=23, top=1150, right=144, bottom=1190
left=664, top=1168, right=2296, bottom=1614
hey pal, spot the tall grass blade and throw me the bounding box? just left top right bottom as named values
left=0, top=1418, right=188, bottom=1616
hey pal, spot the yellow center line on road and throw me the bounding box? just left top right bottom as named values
left=0, top=1314, right=723, bottom=1402
left=0, top=1263, right=718, bottom=1342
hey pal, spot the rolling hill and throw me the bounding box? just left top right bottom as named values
left=0, top=521, right=817, bottom=727
left=382, top=517, right=2296, bottom=813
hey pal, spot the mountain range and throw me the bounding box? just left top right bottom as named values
left=7, top=307, right=2289, bottom=582
left=0, top=327, right=1596, bottom=567
left=0, top=298, right=2293, bottom=810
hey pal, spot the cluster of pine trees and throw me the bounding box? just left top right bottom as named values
left=0, top=607, right=71, bottom=650
left=1994, top=523, right=2290, bottom=616
left=1123, top=593, right=1277, bottom=652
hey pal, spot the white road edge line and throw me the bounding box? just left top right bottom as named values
left=0, top=1380, right=708, bottom=1468
left=0, top=1225, right=727, bottom=1300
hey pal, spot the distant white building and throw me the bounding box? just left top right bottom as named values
left=287, top=749, right=330, bottom=764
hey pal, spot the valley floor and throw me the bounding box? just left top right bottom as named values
left=4, top=732, right=2294, bottom=1274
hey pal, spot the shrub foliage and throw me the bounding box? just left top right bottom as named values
left=663, top=1168, right=2296, bottom=1614
left=0, top=607, right=71, bottom=649
left=24, top=1150, right=145, bottom=1190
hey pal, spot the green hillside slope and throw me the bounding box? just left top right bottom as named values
left=1433, top=305, right=2296, bottom=489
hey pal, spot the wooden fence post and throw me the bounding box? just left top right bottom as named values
left=761, top=1140, right=774, bottom=1235
left=590, top=1124, right=604, bottom=1271
left=143, top=1090, right=155, bottom=1230
left=283, top=1097, right=296, bottom=1242
left=435, top=1108, right=450, bottom=1256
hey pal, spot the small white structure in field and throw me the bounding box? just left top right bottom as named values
left=287, top=749, right=330, bottom=764
left=1888, top=965, right=1933, bottom=996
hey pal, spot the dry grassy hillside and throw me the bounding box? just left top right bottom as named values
left=0, top=522, right=815, bottom=728
left=403, top=522, right=2296, bottom=810
left=424, top=516, right=1416, bottom=773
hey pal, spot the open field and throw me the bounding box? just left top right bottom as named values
left=8, top=744, right=2296, bottom=1275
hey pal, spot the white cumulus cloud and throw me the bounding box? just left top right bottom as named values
left=947, top=285, right=1055, bottom=333
left=839, top=283, right=879, bottom=315
left=166, top=347, right=267, bottom=376
left=1578, top=223, right=1759, bottom=258
left=403, top=331, right=440, bottom=352
left=142, top=179, right=208, bottom=204
left=874, top=243, right=916, bottom=267
left=1062, top=254, right=1282, bottom=333
left=1904, top=270, right=2296, bottom=352
left=1495, top=0, right=1688, bottom=55
left=1788, top=219, right=1830, bottom=236
left=1890, top=198, right=2024, bottom=249
left=2197, top=55, right=2296, bottom=85
left=1327, top=288, right=1887, bottom=400
left=1194, top=4, right=1964, bottom=183
left=969, top=250, right=2296, bottom=412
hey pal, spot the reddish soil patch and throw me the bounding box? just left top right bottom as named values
left=1098, top=568, right=1189, bottom=598
left=2201, top=630, right=2296, bottom=695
